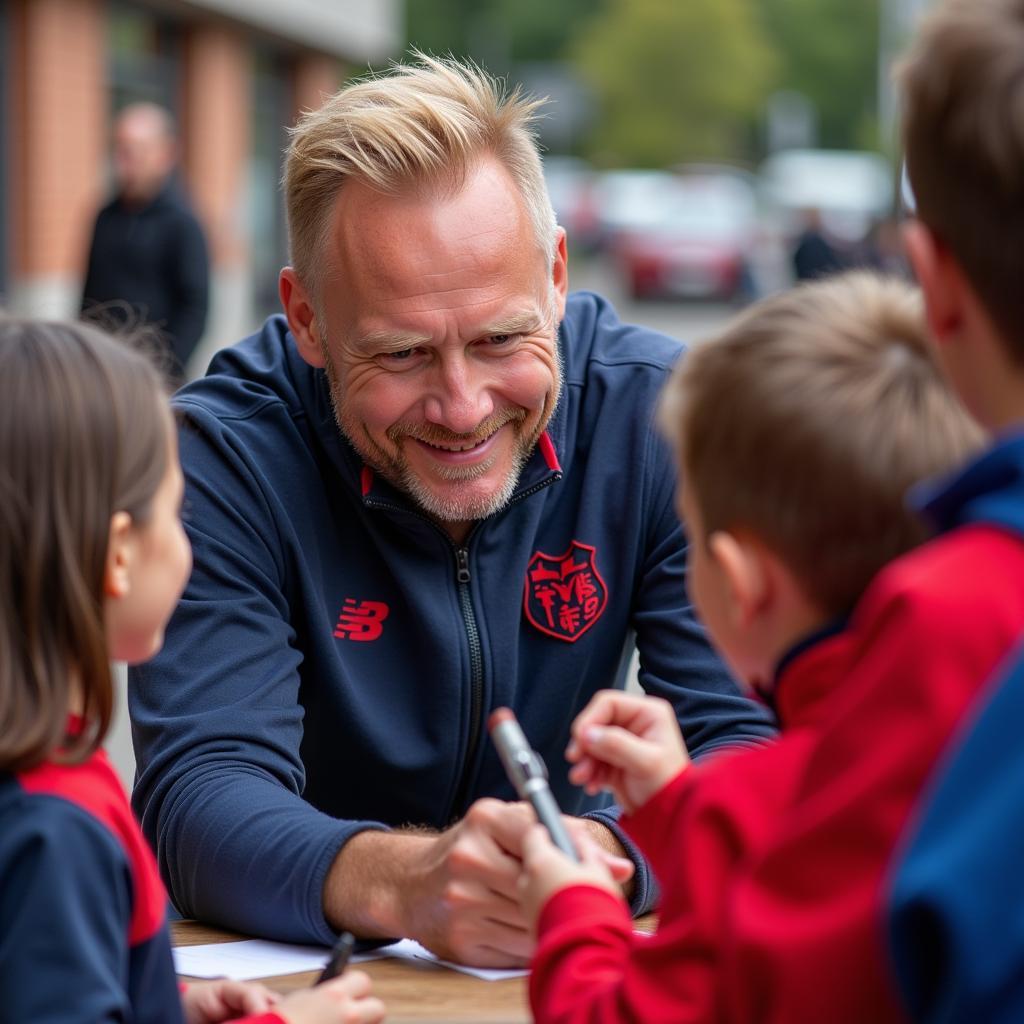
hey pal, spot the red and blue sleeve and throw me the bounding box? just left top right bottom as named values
left=0, top=789, right=183, bottom=1023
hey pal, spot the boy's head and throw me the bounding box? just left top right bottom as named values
left=660, top=272, right=983, bottom=688
left=898, top=0, right=1024, bottom=424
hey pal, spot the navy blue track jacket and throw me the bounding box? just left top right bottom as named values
left=130, top=292, right=776, bottom=944
left=0, top=752, right=183, bottom=1023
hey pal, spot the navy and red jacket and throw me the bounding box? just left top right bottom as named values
left=887, top=431, right=1024, bottom=1022
left=530, top=431, right=1024, bottom=1023
left=531, top=623, right=853, bottom=1024
left=129, top=291, right=776, bottom=944
left=0, top=747, right=281, bottom=1023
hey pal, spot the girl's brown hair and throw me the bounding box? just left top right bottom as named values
left=0, top=318, right=169, bottom=771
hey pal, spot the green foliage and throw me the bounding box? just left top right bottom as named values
left=402, top=0, right=885, bottom=164
left=569, top=0, right=776, bottom=167
left=759, top=0, right=881, bottom=150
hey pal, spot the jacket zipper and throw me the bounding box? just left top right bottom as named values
left=448, top=546, right=484, bottom=821
left=363, top=467, right=561, bottom=822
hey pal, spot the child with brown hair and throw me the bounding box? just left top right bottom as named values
left=0, top=318, right=384, bottom=1023
left=517, top=271, right=986, bottom=1023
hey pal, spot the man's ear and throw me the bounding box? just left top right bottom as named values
left=551, top=228, right=569, bottom=321
left=708, top=530, right=769, bottom=628
left=279, top=267, right=325, bottom=368
left=104, top=511, right=134, bottom=600
left=903, top=220, right=965, bottom=343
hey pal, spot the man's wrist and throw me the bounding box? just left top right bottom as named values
left=324, top=828, right=433, bottom=938
left=578, top=818, right=637, bottom=901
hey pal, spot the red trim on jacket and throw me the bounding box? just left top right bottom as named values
left=538, top=430, right=561, bottom=472
left=18, top=752, right=167, bottom=946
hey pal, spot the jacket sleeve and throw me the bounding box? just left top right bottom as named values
left=130, top=407, right=387, bottom=945
left=719, top=567, right=1024, bottom=1023
left=887, top=645, right=1024, bottom=1024
left=531, top=766, right=748, bottom=1024
left=165, top=209, right=209, bottom=370
left=0, top=802, right=167, bottom=1024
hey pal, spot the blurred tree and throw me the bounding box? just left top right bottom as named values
left=759, top=0, right=881, bottom=150
left=569, top=0, right=775, bottom=167
left=405, top=0, right=597, bottom=68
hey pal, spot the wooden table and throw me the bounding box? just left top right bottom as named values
left=174, top=916, right=656, bottom=1022
left=173, top=920, right=531, bottom=1023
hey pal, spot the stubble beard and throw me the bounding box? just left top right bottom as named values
left=323, top=352, right=562, bottom=525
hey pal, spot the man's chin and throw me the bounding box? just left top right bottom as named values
left=404, top=477, right=518, bottom=525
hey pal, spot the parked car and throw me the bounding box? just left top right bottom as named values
left=591, top=169, right=684, bottom=252
left=609, top=173, right=758, bottom=301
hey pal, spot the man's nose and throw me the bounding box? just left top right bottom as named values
left=423, top=356, right=495, bottom=434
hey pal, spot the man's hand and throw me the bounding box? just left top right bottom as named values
left=398, top=798, right=536, bottom=967
left=566, top=691, right=689, bottom=814
left=327, top=800, right=536, bottom=968
left=519, top=823, right=625, bottom=930
left=326, top=801, right=636, bottom=968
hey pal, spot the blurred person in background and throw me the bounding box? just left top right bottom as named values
left=81, top=103, right=209, bottom=384
left=791, top=207, right=845, bottom=281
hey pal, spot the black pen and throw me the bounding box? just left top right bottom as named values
left=316, top=931, right=355, bottom=984
left=489, top=707, right=580, bottom=862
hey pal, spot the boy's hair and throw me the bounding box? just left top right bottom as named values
left=283, top=52, right=557, bottom=297
left=0, top=318, right=169, bottom=772
left=660, top=272, right=985, bottom=614
left=898, top=0, right=1024, bottom=363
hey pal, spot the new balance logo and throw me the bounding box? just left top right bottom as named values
left=333, top=599, right=390, bottom=641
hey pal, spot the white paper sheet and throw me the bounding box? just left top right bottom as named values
left=172, top=939, right=385, bottom=981
left=173, top=936, right=529, bottom=982
left=381, top=937, right=530, bottom=981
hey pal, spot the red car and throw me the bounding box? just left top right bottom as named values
left=612, top=174, right=757, bottom=301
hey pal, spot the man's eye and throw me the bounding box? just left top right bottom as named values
left=487, top=333, right=519, bottom=346
left=382, top=348, right=417, bottom=361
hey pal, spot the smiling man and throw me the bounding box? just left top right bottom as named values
left=129, top=54, right=775, bottom=965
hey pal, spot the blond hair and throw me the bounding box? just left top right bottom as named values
left=284, top=52, right=557, bottom=295
left=660, top=272, right=985, bottom=614
left=898, top=0, right=1024, bottom=362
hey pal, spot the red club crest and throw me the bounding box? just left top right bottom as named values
left=524, top=541, right=608, bottom=643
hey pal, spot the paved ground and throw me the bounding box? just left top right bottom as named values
left=569, top=254, right=742, bottom=346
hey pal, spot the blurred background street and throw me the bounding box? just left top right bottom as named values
left=0, top=0, right=935, bottom=780
left=2, top=0, right=932, bottom=370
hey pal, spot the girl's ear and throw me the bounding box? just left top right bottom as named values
left=708, top=530, right=769, bottom=628
left=104, top=511, right=134, bottom=599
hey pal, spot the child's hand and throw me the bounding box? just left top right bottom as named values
left=566, top=691, right=689, bottom=814
left=181, top=979, right=279, bottom=1023
left=519, top=823, right=625, bottom=930
left=275, top=971, right=386, bottom=1024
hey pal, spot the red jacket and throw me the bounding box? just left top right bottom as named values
left=531, top=628, right=852, bottom=1023
left=532, top=458, right=1024, bottom=1023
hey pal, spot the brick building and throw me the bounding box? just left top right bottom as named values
left=0, top=0, right=401, bottom=372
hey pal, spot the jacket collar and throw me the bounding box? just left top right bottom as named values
left=769, top=617, right=851, bottom=728
left=911, top=429, right=1024, bottom=539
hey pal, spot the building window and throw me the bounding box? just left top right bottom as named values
left=249, top=46, right=291, bottom=323
left=109, top=1, right=180, bottom=114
